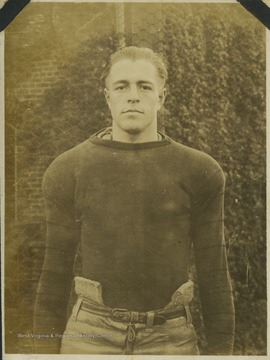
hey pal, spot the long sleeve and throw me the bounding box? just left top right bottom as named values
left=33, top=159, right=80, bottom=353
left=191, top=167, right=235, bottom=355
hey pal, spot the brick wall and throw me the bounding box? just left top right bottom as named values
left=14, top=59, right=61, bottom=103
left=5, top=2, right=116, bottom=226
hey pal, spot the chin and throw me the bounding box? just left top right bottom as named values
left=125, top=127, right=142, bottom=135
left=121, top=121, right=143, bottom=135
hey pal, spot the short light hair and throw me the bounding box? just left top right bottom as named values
left=101, top=46, right=168, bottom=88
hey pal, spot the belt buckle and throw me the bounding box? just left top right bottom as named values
left=111, top=308, right=131, bottom=323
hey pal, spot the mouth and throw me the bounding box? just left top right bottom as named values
left=123, top=109, right=143, bottom=114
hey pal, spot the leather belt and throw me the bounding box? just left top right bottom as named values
left=81, top=300, right=186, bottom=326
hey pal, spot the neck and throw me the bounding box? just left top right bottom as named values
left=112, top=123, right=158, bottom=144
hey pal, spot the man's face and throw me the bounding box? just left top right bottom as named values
left=104, top=59, right=166, bottom=137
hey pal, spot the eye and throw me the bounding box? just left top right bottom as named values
left=115, top=85, right=127, bottom=91
left=140, top=85, right=152, bottom=91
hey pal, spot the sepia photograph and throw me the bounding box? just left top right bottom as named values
left=3, top=0, right=267, bottom=357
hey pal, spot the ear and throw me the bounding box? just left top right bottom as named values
left=104, top=88, right=110, bottom=108
left=158, top=88, right=167, bottom=109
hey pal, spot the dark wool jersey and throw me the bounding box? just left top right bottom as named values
left=34, top=129, right=235, bottom=354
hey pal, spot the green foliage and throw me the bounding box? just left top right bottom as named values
left=163, top=4, right=266, bottom=355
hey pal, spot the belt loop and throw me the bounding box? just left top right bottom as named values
left=130, top=311, right=139, bottom=323
left=145, top=311, right=155, bottom=333
left=184, top=304, right=192, bottom=325
left=73, top=297, right=83, bottom=320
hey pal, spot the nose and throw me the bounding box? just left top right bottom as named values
left=127, top=86, right=140, bottom=103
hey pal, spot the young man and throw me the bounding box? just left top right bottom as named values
left=34, top=46, right=235, bottom=355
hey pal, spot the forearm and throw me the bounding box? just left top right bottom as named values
left=33, top=221, right=79, bottom=353
left=198, top=269, right=235, bottom=354
left=191, top=168, right=235, bottom=354
left=34, top=272, right=73, bottom=353
left=204, top=312, right=235, bottom=355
